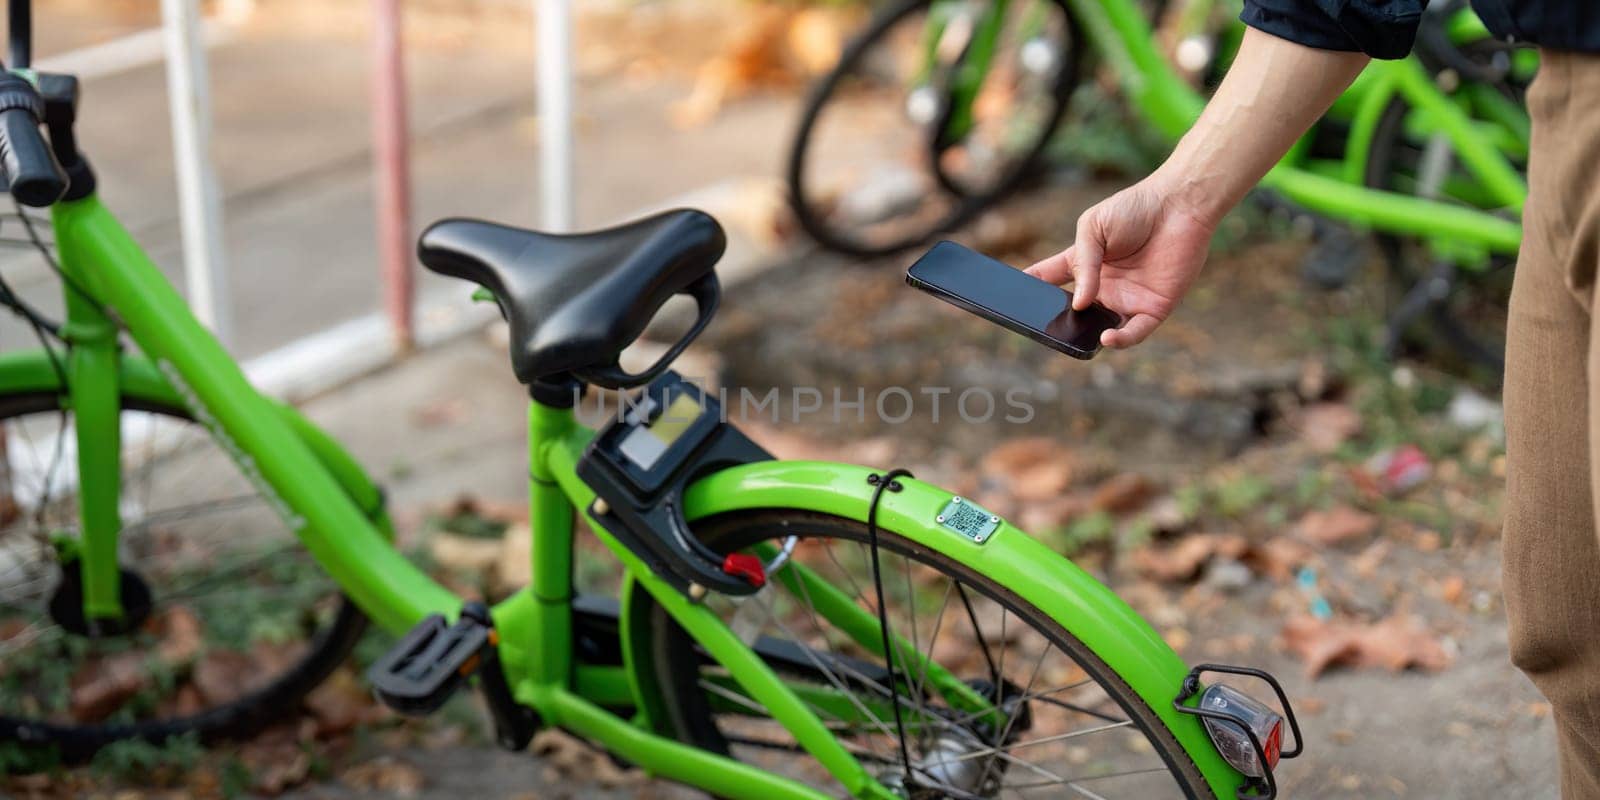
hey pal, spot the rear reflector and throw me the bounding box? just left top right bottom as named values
left=1198, top=683, right=1284, bottom=778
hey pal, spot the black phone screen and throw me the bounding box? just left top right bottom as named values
left=905, top=241, right=1123, bottom=359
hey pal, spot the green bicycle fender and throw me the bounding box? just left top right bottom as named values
left=0, top=348, right=181, bottom=405
left=679, top=460, right=1246, bottom=799
left=0, top=349, right=395, bottom=539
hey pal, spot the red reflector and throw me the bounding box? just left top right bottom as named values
left=1263, top=720, right=1282, bottom=769
left=722, top=553, right=766, bottom=588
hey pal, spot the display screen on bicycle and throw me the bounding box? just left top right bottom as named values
left=617, top=391, right=707, bottom=470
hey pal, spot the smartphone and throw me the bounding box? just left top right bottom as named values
left=905, top=240, right=1123, bottom=360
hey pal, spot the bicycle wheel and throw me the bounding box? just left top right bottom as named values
left=0, top=392, right=365, bottom=765
left=1364, top=43, right=1529, bottom=378
left=787, top=0, right=1083, bottom=257
left=637, top=510, right=1213, bottom=798
left=1150, top=0, right=1243, bottom=94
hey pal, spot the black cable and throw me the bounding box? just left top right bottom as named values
left=8, top=0, right=31, bottom=70
left=955, top=582, right=1002, bottom=698
left=865, top=468, right=914, bottom=784
left=14, top=200, right=96, bottom=309
left=0, top=209, right=67, bottom=391
left=0, top=266, right=54, bottom=333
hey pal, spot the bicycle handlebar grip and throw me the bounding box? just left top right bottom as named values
left=0, top=74, right=65, bottom=207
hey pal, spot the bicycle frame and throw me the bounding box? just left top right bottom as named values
left=15, top=193, right=1251, bottom=797
left=1083, top=0, right=1525, bottom=257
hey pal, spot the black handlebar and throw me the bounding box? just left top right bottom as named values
left=0, top=72, right=65, bottom=207
left=0, top=1, right=66, bottom=208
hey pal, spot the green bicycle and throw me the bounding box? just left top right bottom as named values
left=790, top=0, right=1529, bottom=373
left=0, top=3, right=1303, bottom=797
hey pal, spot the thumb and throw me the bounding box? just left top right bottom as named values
left=1024, top=247, right=1075, bottom=285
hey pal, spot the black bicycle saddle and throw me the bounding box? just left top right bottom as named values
left=418, top=209, right=725, bottom=387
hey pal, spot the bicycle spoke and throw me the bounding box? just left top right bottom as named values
left=899, top=549, right=928, bottom=751
left=0, top=393, right=356, bottom=741
left=946, top=719, right=1135, bottom=765
left=975, top=639, right=1051, bottom=786
left=698, top=678, right=888, bottom=747
left=754, top=587, right=902, bottom=755
left=163, top=543, right=308, bottom=601
left=938, top=675, right=1097, bottom=729
left=664, top=516, right=1197, bottom=798
left=1003, top=764, right=1173, bottom=793
left=125, top=494, right=265, bottom=530
left=35, top=410, right=69, bottom=532
left=0, top=618, right=61, bottom=656
left=1029, top=689, right=1127, bottom=725
left=909, top=578, right=955, bottom=722
left=821, top=540, right=873, bottom=612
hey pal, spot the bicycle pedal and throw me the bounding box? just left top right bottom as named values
left=368, top=612, right=491, bottom=716
left=367, top=603, right=539, bottom=750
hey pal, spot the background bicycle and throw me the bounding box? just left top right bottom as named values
left=788, top=0, right=1529, bottom=379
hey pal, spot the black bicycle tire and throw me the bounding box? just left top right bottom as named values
left=0, top=392, right=368, bottom=765
left=637, top=509, right=1215, bottom=799
left=786, top=0, right=1084, bottom=259
left=1364, top=94, right=1510, bottom=375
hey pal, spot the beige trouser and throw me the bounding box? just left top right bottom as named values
left=1503, top=48, right=1600, bottom=799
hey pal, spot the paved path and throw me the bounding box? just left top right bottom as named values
left=3, top=1, right=795, bottom=357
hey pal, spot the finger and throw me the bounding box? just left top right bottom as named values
left=1101, top=313, right=1162, bottom=349
left=1070, top=214, right=1105, bottom=310
left=1024, top=248, right=1074, bottom=285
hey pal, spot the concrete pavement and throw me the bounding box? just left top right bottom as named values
left=3, top=0, right=797, bottom=359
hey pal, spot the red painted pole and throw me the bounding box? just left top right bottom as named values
left=371, top=0, right=414, bottom=350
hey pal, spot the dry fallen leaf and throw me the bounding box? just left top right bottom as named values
left=429, top=531, right=502, bottom=574
left=192, top=649, right=255, bottom=707
left=670, top=5, right=798, bottom=128
left=1357, top=615, right=1453, bottom=672
left=240, top=724, right=313, bottom=795
left=70, top=652, right=148, bottom=722
left=1017, top=494, right=1090, bottom=534
left=1293, top=402, right=1362, bottom=453
left=303, top=668, right=378, bottom=738
left=155, top=605, right=204, bottom=666
left=1241, top=537, right=1314, bottom=581
left=971, top=212, right=1042, bottom=257
left=1296, top=506, right=1378, bottom=546
left=1280, top=614, right=1452, bottom=678
left=982, top=437, right=1075, bottom=494
left=1131, top=534, right=1221, bottom=583
left=496, top=523, right=534, bottom=593
left=339, top=756, right=426, bottom=797
left=1131, top=533, right=1249, bottom=583
left=530, top=729, right=645, bottom=788
left=1439, top=575, right=1467, bottom=605
left=1414, top=530, right=1443, bottom=552
left=1011, top=460, right=1075, bottom=502
left=1350, top=540, right=1392, bottom=579
left=787, top=7, right=851, bottom=75
left=1091, top=473, right=1155, bottom=514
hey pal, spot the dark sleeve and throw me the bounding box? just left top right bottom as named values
left=1239, top=0, right=1426, bottom=60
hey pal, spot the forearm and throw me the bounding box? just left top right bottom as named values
left=1153, top=27, right=1369, bottom=227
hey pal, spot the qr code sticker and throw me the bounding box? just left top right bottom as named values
left=938, top=498, right=999, bottom=542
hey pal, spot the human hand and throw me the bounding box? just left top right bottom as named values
left=1025, top=178, right=1216, bottom=349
